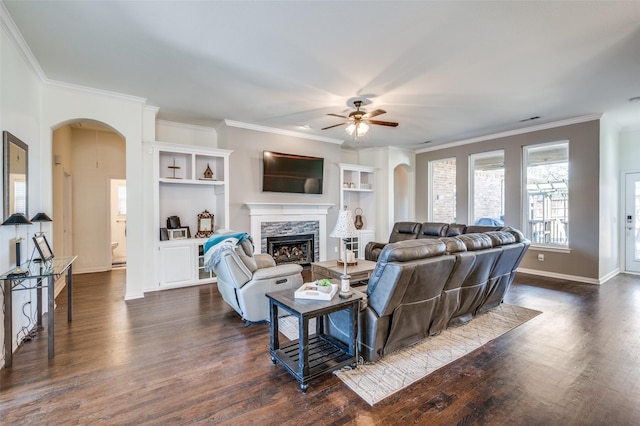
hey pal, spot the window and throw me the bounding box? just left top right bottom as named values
left=429, top=158, right=456, bottom=222
left=523, top=141, right=568, bottom=247
left=469, top=150, right=504, bottom=226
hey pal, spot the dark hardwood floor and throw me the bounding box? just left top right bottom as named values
left=2, top=269, right=640, bottom=425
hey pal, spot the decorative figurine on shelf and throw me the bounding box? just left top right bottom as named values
left=202, top=163, right=214, bottom=180
left=195, top=210, right=214, bottom=238
left=168, top=158, right=181, bottom=179
left=354, top=208, right=364, bottom=229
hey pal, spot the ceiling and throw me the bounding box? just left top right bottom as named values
left=4, top=1, right=640, bottom=149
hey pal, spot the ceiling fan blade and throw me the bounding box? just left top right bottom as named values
left=327, top=113, right=349, bottom=119
left=321, top=122, right=349, bottom=130
left=368, top=119, right=399, bottom=127
left=364, top=109, right=386, bottom=119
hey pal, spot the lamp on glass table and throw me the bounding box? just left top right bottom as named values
left=31, top=212, right=53, bottom=236
left=330, top=209, right=359, bottom=299
left=2, top=212, right=32, bottom=275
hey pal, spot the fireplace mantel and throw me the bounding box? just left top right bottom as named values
left=246, top=203, right=334, bottom=260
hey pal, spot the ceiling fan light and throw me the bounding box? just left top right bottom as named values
left=345, top=123, right=356, bottom=135
left=357, top=122, right=369, bottom=136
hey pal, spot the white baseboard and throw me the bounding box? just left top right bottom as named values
left=517, top=267, right=620, bottom=285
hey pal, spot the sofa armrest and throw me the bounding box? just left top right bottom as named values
left=252, top=263, right=302, bottom=281
left=365, top=241, right=386, bottom=261
left=254, top=253, right=276, bottom=269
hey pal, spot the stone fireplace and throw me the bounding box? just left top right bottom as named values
left=267, top=233, right=315, bottom=266
left=246, top=203, right=333, bottom=262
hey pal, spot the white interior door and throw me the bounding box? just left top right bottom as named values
left=625, top=172, right=640, bottom=274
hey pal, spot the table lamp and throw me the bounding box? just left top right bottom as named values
left=330, top=209, right=359, bottom=299
left=31, top=212, right=53, bottom=235
left=2, top=212, right=32, bottom=274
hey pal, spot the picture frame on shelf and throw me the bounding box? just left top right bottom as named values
left=32, top=234, right=54, bottom=263
left=195, top=210, right=214, bottom=238
left=168, top=228, right=188, bottom=240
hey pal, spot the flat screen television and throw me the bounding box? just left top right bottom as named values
left=262, top=151, right=324, bottom=194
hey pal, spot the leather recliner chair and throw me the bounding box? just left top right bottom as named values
left=364, top=221, right=423, bottom=261
left=206, top=234, right=303, bottom=323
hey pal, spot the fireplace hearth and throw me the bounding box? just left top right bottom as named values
left=267, top=234, right=315, bottom=266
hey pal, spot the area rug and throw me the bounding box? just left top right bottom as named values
left=279, top=303, right=541, bottom=405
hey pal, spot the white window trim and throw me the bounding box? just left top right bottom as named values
left=522, top=140, right=569, bottom=248
left=468, top=150, right=504, bottom=225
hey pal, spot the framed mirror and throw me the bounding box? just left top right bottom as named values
left=3, top=131, right=28, bottom=221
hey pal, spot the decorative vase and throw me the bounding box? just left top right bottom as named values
left=354, top=208, right=364, bottom=230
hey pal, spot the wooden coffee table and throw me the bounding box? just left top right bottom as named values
left=311, top=259, right=377, bottom=284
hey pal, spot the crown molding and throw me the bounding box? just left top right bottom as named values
left=156, top=119, right=221, bottom=133
left=224, top=119, right=344, bottom=145
left=146, top=105, right=160, bottom=116
left=416, top=114, right=602, bottom=153
left=44, top=79, right=147, bottom=104
left=0, top=2, right=46, bottom=81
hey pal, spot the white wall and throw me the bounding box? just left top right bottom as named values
left=42, top=83, right=152, bottom=299
left=156, top=119, right=218, bottom=147
left=359, top=147, right=416, bottom=241
left=618, top=127, right=640, bottom=272
left=0, top=13, right=44, bottom=367
left=598, top=114, right=621, bottom=280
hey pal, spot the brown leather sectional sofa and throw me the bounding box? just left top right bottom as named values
left=325, top=223, right=530, bottom=362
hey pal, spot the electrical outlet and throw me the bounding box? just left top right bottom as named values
left=537, top=254, right=545, bottom=261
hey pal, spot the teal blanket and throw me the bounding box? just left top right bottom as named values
left=203, top=232, right=250, bottom=254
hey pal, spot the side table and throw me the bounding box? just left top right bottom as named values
left=2, top=256, right=77, bottom=368
left=266, top=286, right=364, bottom=392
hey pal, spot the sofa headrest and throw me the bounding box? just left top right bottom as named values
left=485, top=231, right=516, bottom=246
left=446, top=223, right=466, bottom=237
left=438, top=237, right=467, bottom=254
left=394, top=222, right=421, bottom=235
left=236, top=238, right=258, bottom=272
left=465, top=225, right=503, bottom=234
left=378, top=239, right=446, bottom=263
left=455, top=233, right=493, bottom=251
left=419, top=222, right=449, bottom=237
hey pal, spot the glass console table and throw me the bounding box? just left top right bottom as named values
left=2, top=256, right=77, bottom=368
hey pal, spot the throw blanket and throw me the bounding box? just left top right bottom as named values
left=203, top=232, right=250, bottom=271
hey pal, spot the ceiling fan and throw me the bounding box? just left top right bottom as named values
left=322, top=100, right=398, bottom=139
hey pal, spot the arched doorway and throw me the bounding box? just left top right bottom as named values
left=52, top=120, right=126, bottom=273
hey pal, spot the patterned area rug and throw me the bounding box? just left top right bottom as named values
left=279, top=304, right=541, bottom=405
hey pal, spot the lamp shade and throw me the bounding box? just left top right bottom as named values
left=31, top=212, right=53, bottom=222
left=2, top=212, right=32, bottom=226
left=330, top=210, right=359, bottom=239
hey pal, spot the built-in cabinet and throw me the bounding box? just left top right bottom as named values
left=339, top=163, right=376, bottom=260
left=153, top=142, right=232, bottom=289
